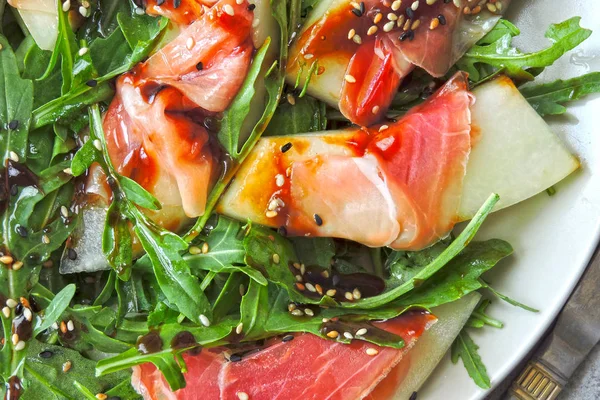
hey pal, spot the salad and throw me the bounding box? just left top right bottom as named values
left=0, top=0, right=598, bottom=399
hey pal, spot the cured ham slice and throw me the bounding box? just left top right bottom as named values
left=288, top=0, right=510, bottom=126
left=219, top=73, right=472, bottom=250
left=132, top=312, right=436, bottom=399
left=88, top=0, right=255, bottom=220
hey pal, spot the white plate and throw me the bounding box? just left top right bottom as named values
left=418, top=1, right=600, bottom=399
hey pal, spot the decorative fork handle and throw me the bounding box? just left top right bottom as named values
left=507, top=360, right=565, bottom=400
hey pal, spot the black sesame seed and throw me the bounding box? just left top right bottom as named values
left=313, top=214, right=323, bottom=226
left=443, top=0, right=450, bottom=2
left=196, top=62, right=204, bottom=71
left=230, top=353, right=243, bottom=362
left=16, top=225, right=28, bottom=237
left=437, top=14, right=446, bottom=25
left=68, top=248, right=78, bottom=261
left=43, top=226, right=52, bottom=234
left=281, top=142, right=293, bottom=153
left=351, top=8, right=362, bottom=17
left=15, top=303, right=23, bottom=314
left=359, top=2, right=365, bottom=13
left=39, top=350, right=54, bottom=359
left=409, top=391, right=418, bottom=400
left=174, top=0, right=181, bottom=8
left=10, top=185, right=18, bottom=196
left=406, top=7, right=414, bottom=19
left=282, top=335, right=294, bottom=342
left=8, top=120, right=19, bottom=130
left=247, top=3, right=256, bottom=11
left=399, top=31, right=410, bottom=41
left=86, top=79, right=98, bottom=87
left=277, top=226, right=288, bottom=236
left=156, top=0, right=165, bottom=5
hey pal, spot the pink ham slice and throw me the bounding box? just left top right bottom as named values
left=218, top=72, right=472, bottom=250
left=288, top=0, right=508, bottom=126
left=88, top=0, right=255, bottom=223
left=132, top=312, right=436, bottom=399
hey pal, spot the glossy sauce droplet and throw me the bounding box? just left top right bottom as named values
left=137, top=330, right=163, bottom=354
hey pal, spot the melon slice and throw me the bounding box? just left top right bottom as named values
left=218, top=77, right=579, bottom=242
left=8, top=0, right=58, bottom=51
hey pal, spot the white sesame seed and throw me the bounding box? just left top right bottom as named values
left=275, top=174, right=285, bottom=187
left=387, top=13, right=398, bottom=20
left=62, top=360, right=72, bottom=372
left=304, top=53, right=314, bottom=60
left=239, top=284, right=245, bottom=296
left=12, top=261, right=23, bottom=271
left=356, top=328, right=368, bottom=336
left=24, top=308, right=32, bottom=322
left=304, top=308, right=314, bottom=316
left=291, top=309, right=304, bottom=316
left=344, top=74, right=357, bottom=83
left=300, top=264, right=306, bottom=275
left=411, top=1, right=419, bottom=11
left=272, top=253, right=280, bottom=264
left=486, top=2, right=497, bottom=12
left=265, top=210, right=278, bottom=218
left=268, top=199, right=279, bottom=211
left=2, top=307, right=10, bottom=318
left=11, top=334, right=19, bottom=345
left=366, top=348, right=379, bottom=356
left=379, top=125, right=389, bottom=132
left=322, top=318, right=329, bottom=323
left=345, top=292, right=354, bottom=301
left=236, top=0, right=244, bottom=3
left=383, top=21, right=395, bottom=32
left=236, top=322, right=244, bottom=334
left=321, top=270, right=330, bottom=278
left=496, top=1, right=503, bottom=11
left=350, top=1, right=360, bottom=8
left=326, top=289, right=337, bottom=297
left=15, top=341, right=26, bottom=351
left=237, top=392, right=249, bottom=400
left=63, top=168, right=73, bottom=175
left=286, top=93, right=296, bottom=105
left=252, top=18, right=260, bottom=28
left=367, top=25, right=378, bottom=36
left=453, top=0, right=461, bottom=8
left=6, top=299, right=17, bottom=308
left=79, top=6, right=88, bottom=17
left=78, top=47, right=89, bottom=56
left=344, top=332, right=353, bottom=339
left=305, top=283, right=316, bottom=293
left=67, top=320, right=75, bottom=331
left=0, top=44, right=3, bottom=51
left=135, top=7, right=145, bottom=15
left=372, top=105, right=380, bottom=114
left=200, top=314, right=211, bottom=327
left=52, top=322, right=59, bottom=330
left=186, top=37, right=195, bottom=50
left=201, top=242, right=209, bottom=254
left=9, top=151, right=19, bottom=162
left=373, top=13, right=383, bottom=23
left=426, top=0, right=437, bottom=4
left=223, top=4, right=235, bottom=16
left=397, top=15, right=406, bottom=27
left=42, top=235, right=50, bottom=245
left=295, top=275, right=303, bottom=282
left=352, top=34, right=362, bottom=44
left=348, top=28, right=356, bottom=40
left=353, top=288, right=362, bottom=300
left=411, top=19, right=421, bottom=30
left=189, top=246, right=201, bottom=255
left=62, top=0, right=71, bottom=12
left=0, top=255, right=13, bottom=265
left=82, top=0, right=90, bottom=7
left=391, top=0, right=402, bottom=11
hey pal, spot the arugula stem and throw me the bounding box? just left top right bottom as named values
left=370, top=247, right=384, bottom=278
left=200, top=271, right=216, bottom=291
left=470, top=311, right=503, bottom=329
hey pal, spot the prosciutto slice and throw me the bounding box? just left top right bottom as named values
left=288, top=0, right=509, bottom=126
left=218, top=73, right=472, bottom=250
left=88, top=0, right=255, bottom=221
left=132, top=312, right=436, bottom=400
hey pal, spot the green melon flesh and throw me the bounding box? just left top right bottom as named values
left=391, top=292, right=481, bottom=399
left=457, top=77, right=579, bottom=218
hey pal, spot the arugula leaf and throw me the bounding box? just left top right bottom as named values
left=119, top=175, right=161, bottom=211
left=33, top=284, right=76, bottom=335
left=466, top=299, right=503, bottom=329
left=451, top=330, right=491, bottom=389
left=480, top=280, right=539, bottom=312
left=21, top=340, right=137, bottom=400
left=103, top=201, right=133, bottom=280
left=0, top=35, right=33, bottom=162
left=458, top=17, right=592, bottom=82
left=264, top=95, right=327, bottom=136
left=520, top=72, right=600, bottom=116
left=342, top=194, right=499, bottom=309
left=71, top=139, right=101, bottom=176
